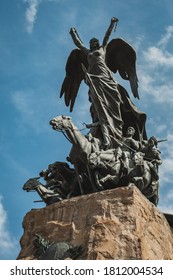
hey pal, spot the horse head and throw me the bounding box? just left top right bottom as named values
left=49, top=115, right=72, bottom=131
left=23, top=177, right=40, bottom=192
left=48, top=161, right=69, bottom=171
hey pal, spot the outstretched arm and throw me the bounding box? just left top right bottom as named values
left=70, top=28, right=86, bottom=50
left=102, top=17, right=119, bottom=47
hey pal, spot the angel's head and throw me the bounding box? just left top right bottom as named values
left=89, top=38, right=100, bottom=51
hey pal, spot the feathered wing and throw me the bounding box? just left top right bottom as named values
left=60, top=49, right=88, bottom=112
left=106, top=38, right=139, bottom=99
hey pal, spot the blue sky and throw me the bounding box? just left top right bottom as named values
left=0, top=0, right=173, bottom=260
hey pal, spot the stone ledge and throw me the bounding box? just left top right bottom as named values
left=17, top=185, right=173, bottom=260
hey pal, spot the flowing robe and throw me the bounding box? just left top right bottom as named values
left=87, top=47, right=123, bottom=144
left=86, top=47, right=147, bottom=146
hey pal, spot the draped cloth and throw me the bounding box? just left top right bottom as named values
left=86, top=49, right=147, bottom=147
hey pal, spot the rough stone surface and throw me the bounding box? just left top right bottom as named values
left=17, top=185, right=173, bottom=260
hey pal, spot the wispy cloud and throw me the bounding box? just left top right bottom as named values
left=1, top=152, right=31, bottom=179
left=142, top=25, right=173, bottom=69
left=138, top=25, right=173, bottom=105
left=158, top=25, right=173, bottom=48
left=10, top=90, right=51, bottom=134
left=159, top=187, right=173, bottom=214
left=143, top=46, right=173, bottom=68
left=139, top=75, right=173, bottom=104
left=159, top=204, right=173, bottom=215
left=24, top=0, right=42, bottom=33
left=159, top=132, right=173, bottom=182
left=0, top=196, right=18, bottom=258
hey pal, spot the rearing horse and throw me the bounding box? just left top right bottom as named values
left=50, top=116, right=97, bottom=161
left=23, top=178, right=62, bottom=205
left=50, top=115, right=101, bottom=192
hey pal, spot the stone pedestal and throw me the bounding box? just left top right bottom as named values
left=17, top=185, right=173, bottom=260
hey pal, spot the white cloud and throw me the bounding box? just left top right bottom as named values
left=72, top=84, right=91, bottom=125
left=158, top=132, right=173, bottom=186
left=23, top=0, right=63, bottom=34
left=138, top=25, right=173, bottom=105
left=140, top=75, right=173, bottom=104
left=143, top=46, right=173, bottom=68
left=10, top=90, right=50, bottom=134
left=11, top=90, right=35, bottom=131
left=146, top=118, right=167, bottom=137
left=154, top=132, right=173, bottom=213
left=24, top=0, right=42, bottom=33
left=159, top=188, right=173, bottom=214
left=158, top=204, right=173, bottom=215
left=158, top=25, right=173, bottom=48
left=142, top=25, right=173, bottom=68
left=0, top=196, right=18, bottom=256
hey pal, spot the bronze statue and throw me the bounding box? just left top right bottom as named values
left=23, top=17, right=164, bottom=207
left=60, top=17, right=147, bottom=147
left=121, top=126, right=140, bottom=174
left=50, top=18, right=162, bottom=205
left=22, top=177, right=63, bottom=205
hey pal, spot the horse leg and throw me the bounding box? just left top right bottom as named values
left=100, top=174, right=119, bottom=187
left=131, top=177, right=144, bottom=191
left=86, top=164, right=98, bottom=192
left=37, top=185, right=63, bottom=205
left=94, top=171, right=104, bottom=191
left=74, top=165, right=84, bottom=195
left=143, top=180, right=159, bottom=206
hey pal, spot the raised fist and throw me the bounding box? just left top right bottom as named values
left=70, top=28, right=76, bottom=34
left=111, top=17, right=119, bottom=23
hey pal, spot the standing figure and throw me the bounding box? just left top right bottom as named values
left=60, top=17, right=147, bottom=150
left=121, top=127, right=140, bottom=173
left=69, top=17, right=123, bottom=148
left=141, top=136, right=162, bottom=205
left=141, top=136, right=162, bottom=180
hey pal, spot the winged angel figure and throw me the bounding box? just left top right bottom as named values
left=60, top=17, right=147, bottom=149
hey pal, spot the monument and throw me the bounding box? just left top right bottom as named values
left=19, top=18, right=173, bottom=260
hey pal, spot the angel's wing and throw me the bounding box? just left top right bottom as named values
left=60, top=49, right=88, bottom=112
left=106, top=38, right=139, bottom=99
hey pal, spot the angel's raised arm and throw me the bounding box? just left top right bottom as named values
left=102, top=17, right=119, bottom=48
left=69, top=28, right=88, bottom=52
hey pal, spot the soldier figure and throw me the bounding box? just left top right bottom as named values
left=141, top=136, right=162, bottom=205
left=141, top=136, right=162, bottom=180
left=121, top=127, right=140, bottom=173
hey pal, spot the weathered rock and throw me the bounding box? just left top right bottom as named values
left=17, top=185, right=173, bottom=260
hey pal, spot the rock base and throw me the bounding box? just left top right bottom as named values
left=17, top=185, right=173, bottom=260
